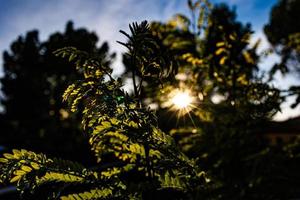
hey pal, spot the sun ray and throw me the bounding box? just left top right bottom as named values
left=186, top=108, right=197, bottom=129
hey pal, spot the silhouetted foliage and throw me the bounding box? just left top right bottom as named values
left=264, top=0, right=300, bottom=75
left=0, top=21, right=115, bottom=164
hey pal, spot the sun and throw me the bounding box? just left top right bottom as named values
left=165, top=89, right=195, bottom=116
left=160, top=88, right=196, bottom=116
left=171, top=91, right=193, bottom=109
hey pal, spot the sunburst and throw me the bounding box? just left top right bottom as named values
left=167, top=89, right=196, bottom=117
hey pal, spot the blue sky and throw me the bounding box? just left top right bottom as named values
left=0, top=0, right=299, bottom=120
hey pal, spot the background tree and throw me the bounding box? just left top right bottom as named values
left=126, top=1, right=300, bottom=199
left=264, top=0, right=300, bottom=75
left=0, top=21, right=115, bottom=164
left=264, top=0, right=300, bottom=108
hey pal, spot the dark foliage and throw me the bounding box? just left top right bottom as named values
left=0, top=21, right=115, bottom=164
left=264, top=0, right=300, bottom=110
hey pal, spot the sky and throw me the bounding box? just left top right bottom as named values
left=0, top=0, right=299, bottom=121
